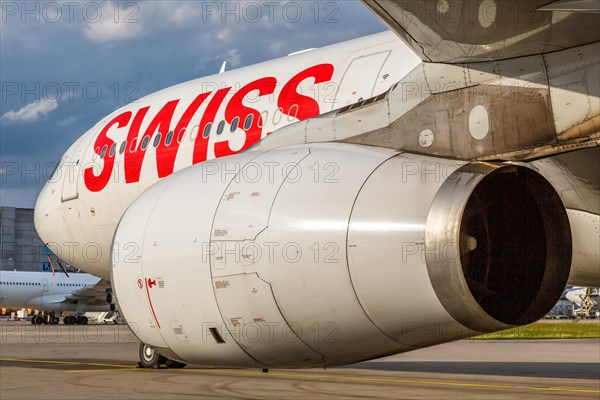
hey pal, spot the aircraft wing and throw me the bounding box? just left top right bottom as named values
left=63, top=279, right=112, bottom=306
left=361, top=0, right=600, bottom=63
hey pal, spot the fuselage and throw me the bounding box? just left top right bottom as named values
left=0, top=271, right=100, bottom=311
left=34, top=31, right=421, bottom=279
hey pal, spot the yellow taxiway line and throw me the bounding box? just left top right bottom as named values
left=1, top=357, right=598, bottom=394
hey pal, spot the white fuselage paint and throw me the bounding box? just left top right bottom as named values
left=0, top=271, right=101, bottom=311
left=34, top=31, right=422, bottom=279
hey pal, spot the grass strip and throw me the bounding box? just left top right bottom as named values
left=474, top=321, right=600, bottom=340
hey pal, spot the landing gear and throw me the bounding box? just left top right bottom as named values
left=31, top=312, right=61, bottom=325
left=138, top=343, right=166, bottom=369
left=63, top=315, right=88, bottom=325
left=164, top=359, right=187, bottom=369
left=137, top=343, right=187, bottom=369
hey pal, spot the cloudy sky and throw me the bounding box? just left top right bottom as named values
left=0, top=0, right=386, bottom=208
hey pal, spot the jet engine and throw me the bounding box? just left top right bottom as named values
left=111, top=143, right=571, bottom=368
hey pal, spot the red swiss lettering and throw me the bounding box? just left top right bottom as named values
left=158, top=92, right=211, bottom=177
left=278, top=63, right=334, bottom=120
left=215, top=77, right=277, bottom=158
left=124, top=100, right=179, bottom=183
left=193, top=87, right=231, bottom=164
left=84, top=112, right=132, bottom=192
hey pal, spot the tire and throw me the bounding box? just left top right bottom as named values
left=106, top=293, right=113, bottom=304
left=34, top=315, right=44, bottom=325
left=77, top=316, right=88, bottom=325
left=139, top=343, right=164, bottom=369
left=165, top=359, right=187, bottom=369
left=51, top=317, right=60, bottom=325
left=64, top=316, right=74, bottom=325
left=110, top=303, right=116, bottom=312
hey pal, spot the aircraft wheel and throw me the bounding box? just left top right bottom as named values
left=165, top=359, right=187, bottom=369
left=51, top=317, right=60, bottom=325
left=34, top=315, right=44, bottom=325
left=138, top=343, right=165, bottom=369
left=64, top=316, right=74, bottom=325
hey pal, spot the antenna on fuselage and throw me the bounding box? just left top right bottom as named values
left=219, top=61, right=227, bottom=74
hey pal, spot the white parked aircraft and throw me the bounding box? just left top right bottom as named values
left=0, top=271, right=114, bottom=324
left=565, top=287, right=600, bottom=317
left=34, top=1, right=599, bottom=369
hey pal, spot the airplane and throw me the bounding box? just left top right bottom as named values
left=0, top=270, right=115, bottom=325
left=34, top=0, right=599, bottom=369
left=565, top=286, right=600, bottom=318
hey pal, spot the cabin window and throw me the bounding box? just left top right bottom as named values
left=109, top=143, right=116, bottom=157
left=165, top=131, right=174, bottom=146
left=203, top=123, right=212, bottom=139
left=231, top=117, right=239, bottom=132
left=129, top=138, right=138, bottom=153
left=287, top=104, right=299, bottom=121
left=258, top=111, right=268, bottom=128
left=119, top=140, right=127, bottom=154
left=153, top=134, right=162, bottom=148
left=177, top=128, right=186, bottom=143
left=217, top=120, right=225, bottom=135
left=100, top=145, right=108, bottom=159
left=244, top=115, right=253, bottom=130
left=189, top=125, right=199, bottom=141
left=272, top=108, right=283, bottom=125
left=141, top=136, right=150, bottom=150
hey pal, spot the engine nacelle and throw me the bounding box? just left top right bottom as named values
left=111, top=143, right=571, bottom=368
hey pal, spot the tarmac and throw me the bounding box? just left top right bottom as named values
left=0, top=320, right=598, bottom=399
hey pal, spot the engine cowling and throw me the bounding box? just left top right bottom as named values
left=111, top=143, right=571, bottom=368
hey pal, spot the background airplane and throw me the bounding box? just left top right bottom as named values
left=0, top=270, right=115, bottom=324
left=565, top=287, right=600, bottom=318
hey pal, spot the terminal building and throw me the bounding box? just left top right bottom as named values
left=0, top=207, right=46, bottom=272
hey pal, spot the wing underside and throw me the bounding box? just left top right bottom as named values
left=361, top=0, right=600, bottom=63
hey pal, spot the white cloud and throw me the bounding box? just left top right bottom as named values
left=268, top=41, right=284, bottom=54
left=169, top=3, right=201, bottom=26
left=84, top=2, right=143, bottom=43
left=216, top=27, right=233, bottom=43
left=2, top=100, right=58, bottom=123
left=226, top=49, right=242, bottom=67
left=58, top=116, right=79, bottom=127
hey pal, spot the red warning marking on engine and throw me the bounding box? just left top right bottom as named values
left=215, top=280, right=230, bottom=289
left=225, top=192, right=240, bottom=201
left=144, top=277, right=161, bottom=329
left=137, top=279, right=143, bottom=289
left=214, top=229, right=228, bottom=237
